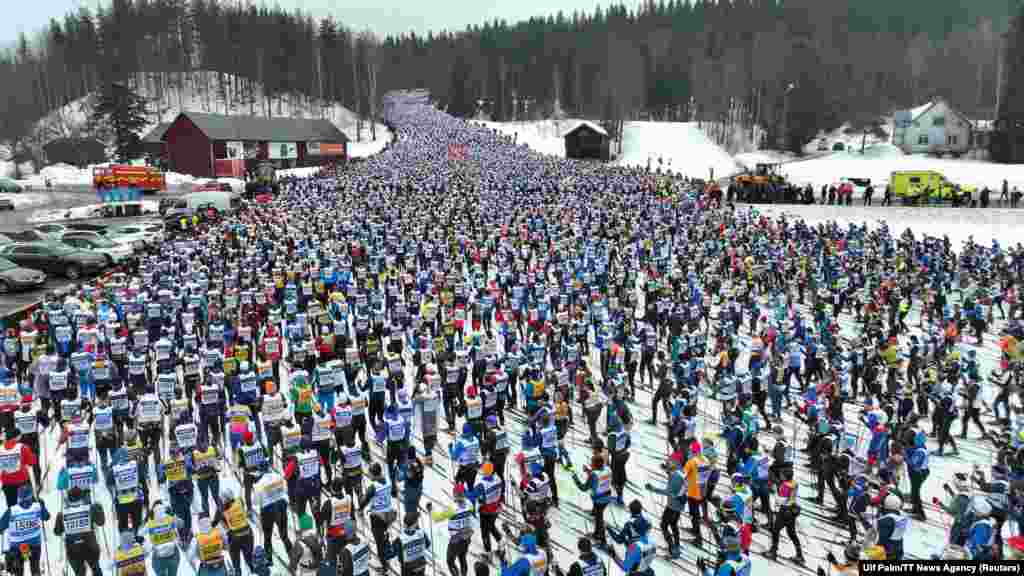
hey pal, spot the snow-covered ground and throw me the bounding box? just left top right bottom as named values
left=0, top=192, right=59, bottom=210
left=772, top=149, right=1024, bottom=190
left=15, top=163, right=198, bottom=189
left=477, top=119, right=741, bottom=179
left=615, top=122, right=742, bottom=180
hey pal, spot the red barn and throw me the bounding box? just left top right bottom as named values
left=162, top=112, right=349, bottom=178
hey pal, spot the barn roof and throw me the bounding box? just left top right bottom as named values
left=173, top=112, right=349, bottom=143
left=562, top=121, right=609, bottom=138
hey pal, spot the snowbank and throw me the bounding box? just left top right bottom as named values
left=775, top=152, right=1024, bottom=190
left=18, top=163, right=196, bottom=189
left=348, top=136, right=390, bottom=158
left=27, top=200, right=161, bottom=224
left=0, top=192, right=54, bottom=210
left=755, top=203, right=1024, bottom=249
left=277, top=167, right=324, bottom=178
left=477, top=119, right=573, bottom=158
left=615, top=121, right=742, bottom=179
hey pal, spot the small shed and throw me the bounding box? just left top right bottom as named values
left=42, top=138, right=107, bottom=167
left=563, top=121, right=610, bottom=161
left=141, top=123, right=170, bottom=161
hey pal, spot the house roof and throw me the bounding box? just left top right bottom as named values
left=42, top=137, right=105, bottom=150
left=908, top=97, right=973, bottom=126
left=563, top=121, right=609, bottom=138
left=173, top=112, right=349, bottom=143
left=142, top=123, right=170, bottom=144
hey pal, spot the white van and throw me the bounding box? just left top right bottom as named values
left=163, top=191, right=241, bottom=218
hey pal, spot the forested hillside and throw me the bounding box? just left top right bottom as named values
left=0, top=0, right=1019, bottom=161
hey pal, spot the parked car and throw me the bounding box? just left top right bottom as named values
left=0, top=177, right=22, bottom=193
left=0, top=234, right=14, bottom=244
left=106, top=222, right=164, bottom=249
left=4, top=230, right=51, bottom=243
left=0, top=198, right=13, bottom=211
left=52, top=229, right=134, bottom=251
left=832, top=142, right=846, bottom=151
left=0, top=257, right=46, bottom=294
left=62, top=235, right=135, bottom=264
left=33, top=223, right=71, bottom=240
left=0, top=242, right=108, bottom=280
left=817, top=139, right=829, bottom=151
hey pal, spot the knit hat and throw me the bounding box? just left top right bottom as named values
left=481, top=462, right=494, bottom=476
left=298, top=513, right=314, bottom=532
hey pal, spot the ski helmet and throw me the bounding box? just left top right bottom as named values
left=16, top=484, right=33, bottom=507
left=220, top=486, right=235, bottom=503
left=577, top=537, right=593, bottom=555
left=405, top=512, right=420, bottom=528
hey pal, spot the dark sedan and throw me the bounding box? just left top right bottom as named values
left=0, top=242, right=108, bottom=280
left=0, top=257, right=46, bottom=293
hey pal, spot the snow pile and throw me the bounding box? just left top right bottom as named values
left=755, top=203, right=1024, bottom=248
left=17, top=163, right=197, bottom=189
left=277, top=166, right=324, bottom=178
left=616, top=121, right=742, bottom=179
left=476, top=119, right=575, bottom=158
left=348, top=136, right=390, bottom=158
left=0, top=192, right=54, bottom=210
left=776, top=152, right=1024, bottom=190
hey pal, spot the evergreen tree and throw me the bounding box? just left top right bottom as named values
left=90, top=81, right=148, bottom=162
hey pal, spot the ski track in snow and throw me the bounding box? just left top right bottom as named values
left=20, top=247, right=1014, bottom=576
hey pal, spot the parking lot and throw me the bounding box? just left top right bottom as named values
left=0, top=186, right=190, bottom=315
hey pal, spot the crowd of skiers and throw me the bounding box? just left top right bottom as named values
left=0, top=90, right=1023, bottom=576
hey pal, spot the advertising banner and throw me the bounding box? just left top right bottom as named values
left=448, top=144, right=467, bottom=161
left=269, top=142, right=298, bottom=160
left=215, top=159, right=245, bottom=178
left=225, top=141, right=244, bottom=159
left=307, top=142, right=346, bottom=156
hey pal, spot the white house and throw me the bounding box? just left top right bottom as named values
left=892, top=97, right=974, bottom=157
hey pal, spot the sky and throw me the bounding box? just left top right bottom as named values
left=1, top=0, right=630, bottom=45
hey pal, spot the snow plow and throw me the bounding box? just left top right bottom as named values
left=890, top=170, right=975, bottom=206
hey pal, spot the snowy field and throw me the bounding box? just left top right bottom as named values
left=478, top=119, right=742, bottom=180
left=751, top=203, right=1024, bottom=248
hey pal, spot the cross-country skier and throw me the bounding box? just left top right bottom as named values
left=606, top=500, right=656, bottom=576
left=644, top=454, right=684, bottom=557
left=497, top=531, right=546, bottom=576
left=53, top=486, right=105, bottom=576
left=553, top=537, right=606, bottom=576
left=142, top=501, right=181, bottom=576
left=359, top=462, right=396, bottom=574
left=449, top=421, right=482, bottom=491
left=394, top=512, right=429, bottom=576
left=252, top=463, right=293, bottom=559
left=212, top=486, right=256, bottom=576
left=573, top=453, right=613, bottom=549
left=0, top=484, right=49, bottom=576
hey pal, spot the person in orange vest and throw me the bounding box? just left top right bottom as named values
left=681, top=442, right=709, bottom=548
